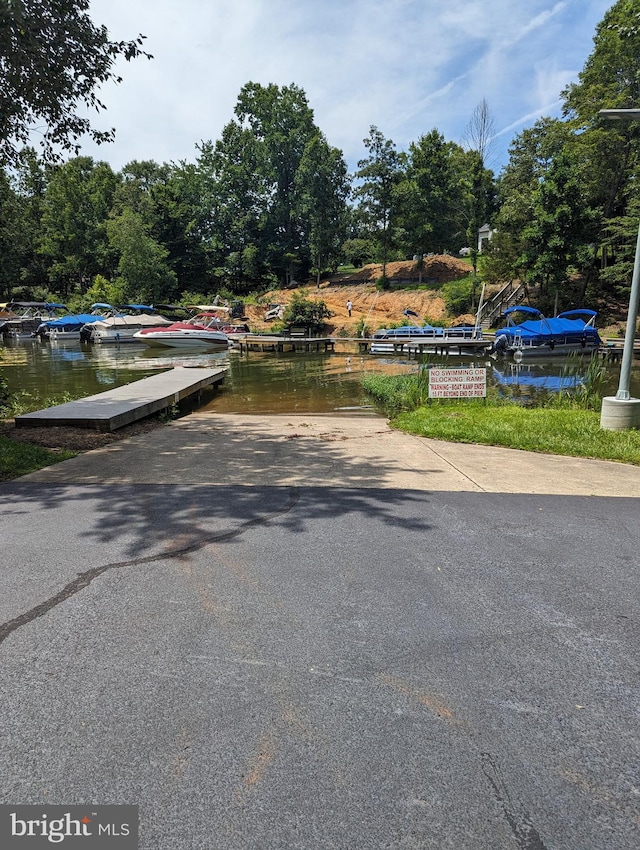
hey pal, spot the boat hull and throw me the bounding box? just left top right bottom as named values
left=133, top=330, right=229, bottom=349
left=511, top=341, right=600, bottom=361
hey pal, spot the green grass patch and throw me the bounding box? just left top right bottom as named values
left=0, top=437, right=77, bottom=481
left=362, top=366, right=640, bottom=465
left=391, top=404, right=640, bottom=464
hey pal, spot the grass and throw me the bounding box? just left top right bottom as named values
left=0, top=437, right=77, bottom=481
left=362, top=364, right=640, bottom=465
left=0, top=390, right=83, bottom=480
left=393, top=404, right=640, bottom=465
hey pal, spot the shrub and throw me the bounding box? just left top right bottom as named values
left=441, top=276, right=474, bottom=314
left=282, top=293, right=332, bottom=332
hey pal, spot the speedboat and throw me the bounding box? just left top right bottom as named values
left=491, top=306, right=602, bottom=360
left=133, top=312, right=230, bottom=349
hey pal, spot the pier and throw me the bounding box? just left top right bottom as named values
left=356, top=337, right=492, bottom=357
left=15, top=366, right=226, bottom=432
left=235, top=334, right=336, bottom=354
left=233, top=332, right=493, bottom=357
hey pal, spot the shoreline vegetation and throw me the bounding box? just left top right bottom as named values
left=361, top=364, right=640, bottom=467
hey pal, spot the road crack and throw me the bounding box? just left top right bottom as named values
left=0, top=488, right=300, bottom=646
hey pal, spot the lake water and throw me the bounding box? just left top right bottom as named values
left=1, top=337, right=638, bottom=415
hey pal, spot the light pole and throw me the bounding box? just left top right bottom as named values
left=599, top=109, right=640, bottom=430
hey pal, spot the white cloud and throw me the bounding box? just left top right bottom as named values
left=82, top=0, right=613, bottom=174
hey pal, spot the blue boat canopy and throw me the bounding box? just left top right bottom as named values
left=557, top=309, right=598, bottom=319
left=44, top=313, right=103, bottom=328
left=503, top=306, right=543, bottom=317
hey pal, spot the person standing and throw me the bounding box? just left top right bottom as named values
left=347, top=299, right=353, bottom=317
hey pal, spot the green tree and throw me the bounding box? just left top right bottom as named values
left=39, top=156, right=117, bottom=296
left=106, top=208, right=177, bottom=304
left=519, top=149, right=597, bottom=308
left=234, top=82, right=317, bottom=286
left=282, top=292, right=331, bottom=332
left=0, top=0, right=151, bottom=166
left=483, top=118, right=581, bottom=289
left=354, top=126, right=401, bottom=287
left=112, top=159, right=209, bottom=293
left=562, top=0, right=640, bottom=289
left=0, top=168, right=22, bottom=298
left=199, top=128, right=272, bottom=291
left=0, top=149, right=51, bottom=299
left=201, top=82, right=346, bottom=291
left=394, top=130, right=469, bottom=261
left=296, top=133, right=350, bottom=286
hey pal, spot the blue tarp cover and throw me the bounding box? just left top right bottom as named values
left=495, top=312, right=601, bottom=345
left=43, top=314, right=103, bottom=329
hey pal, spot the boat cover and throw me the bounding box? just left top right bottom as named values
left=495, top=311, right=601, bottom=345
left=43, top=313, right=103, bottom=329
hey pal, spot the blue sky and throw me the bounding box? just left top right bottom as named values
left=84, top=0, right=614, bottom=175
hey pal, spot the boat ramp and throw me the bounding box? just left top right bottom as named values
left=15, top=367, right=226, bottom=432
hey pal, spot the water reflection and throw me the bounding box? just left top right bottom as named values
left=1, top=336, right=638, bottom=414
left=492, top=360, right=586, bottom=401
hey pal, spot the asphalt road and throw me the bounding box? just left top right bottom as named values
left=1, top=414, right=639, bottom=849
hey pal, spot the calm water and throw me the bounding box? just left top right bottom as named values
left=1, top=336, right=638, bottom=414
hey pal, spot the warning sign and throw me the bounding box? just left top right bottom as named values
left=428, top=367, right=486, bottom=398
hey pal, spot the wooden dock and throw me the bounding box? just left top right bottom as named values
left=15, top=367, right=226, bottom=432
left=358, top=337, right=492, bottom=357
left=236, top=334, right=336, bottom=354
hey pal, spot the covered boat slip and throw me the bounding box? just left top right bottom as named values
left=15, top=367, right=226, bottom=432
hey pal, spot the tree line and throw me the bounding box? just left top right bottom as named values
left=1, top=0, right=640, bottom=321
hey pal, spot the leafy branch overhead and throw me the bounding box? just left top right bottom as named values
left=0, top=0, right=152, bottom=166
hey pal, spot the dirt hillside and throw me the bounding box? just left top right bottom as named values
left=246, top=255, right=475, bottom=334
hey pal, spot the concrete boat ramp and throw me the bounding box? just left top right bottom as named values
left=15, top=366, right=226, bottom=432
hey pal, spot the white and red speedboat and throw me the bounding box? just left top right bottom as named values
left=133, top=312, right=230, bottom=349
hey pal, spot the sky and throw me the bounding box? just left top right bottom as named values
left=81, top=0, right=615, bottom=176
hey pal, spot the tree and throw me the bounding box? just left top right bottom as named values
left=483, top=118, right=577, bottom=287
left=39, top=156, right=118, bottom=296
left=461, top=100, right=498, bottom=287
left=281, top=292, right=331, bottom=332
left=234, top=82, right=317, bottom=286
left=462, top=98, right=497, bottom=166
left=8, top=148, right=50, bottom=293
left=354, top=126, right=401, bottom=287
left=0, top=169, right=22, bottom=298
left=198, top=127, right=273, bottom=291
left=394, top=130, right=469, bottom=261
left=519, top=149, right=597, bottom=308
left=201, top=82, right=346, bottom=290
left=106, top=208, right=177, bottom=304
left=0, top=0, right=151, bottom=167
left=562, top=0, right=640, bottom=287
left=296, top=133, right=350, bottom=286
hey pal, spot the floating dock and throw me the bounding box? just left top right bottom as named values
left=235, top=334, right=336, bottom=354
left=15, top=367, right=226, bottom=432
left=358, top=337, right=492, bottom=357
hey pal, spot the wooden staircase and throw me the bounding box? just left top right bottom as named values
left=477, top=281, right=527, bottom=330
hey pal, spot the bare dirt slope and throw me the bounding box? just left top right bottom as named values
left=246, top=255, right=475, bottom=334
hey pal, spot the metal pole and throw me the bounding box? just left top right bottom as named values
left=616, top=216, right=640, bottom=400
left=598, top=109, right=640, bottom=427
